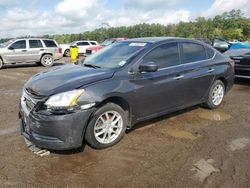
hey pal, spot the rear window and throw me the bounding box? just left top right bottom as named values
left=43, top=40, right=57, bottom=47
left=182, top=43, right=207, bottom=64
left=29, top=40, right=43, bottom=48
left=90, top=42, right=97, bottom=45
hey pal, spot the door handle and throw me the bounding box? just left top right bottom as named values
left=207, top=68, right=215, bottom=73
left=40, top=49, right=45, bottom=51
left=173, top=75, right=184, bottom=80
left=21, top=50, right=27, bottom=52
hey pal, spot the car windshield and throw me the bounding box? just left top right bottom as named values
left=83, top=42, right=148, bottom=69
left=101, top=39, right=114, bottom=46
left=0, top=40, right=14, bottom=48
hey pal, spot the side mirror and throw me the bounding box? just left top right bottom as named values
left=8, top=46, right=14, bottom=50
left=139, top=62, right=158, bottom=72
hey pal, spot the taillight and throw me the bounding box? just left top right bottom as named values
left=229, top=59, right=235, bottom=68
left=58, top=48, right=62, bottom=54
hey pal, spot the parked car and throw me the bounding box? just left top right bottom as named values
left=213, top=38, right=231, bottom=52
left=60, top=40, right=99, bottom=56
left=0, top=38, right=63, bottom=69
left=224, top=49, right=250, bottom=79
left=19, top=37, right=234, bottom=150
left=85, top=38, right=127, bottom=56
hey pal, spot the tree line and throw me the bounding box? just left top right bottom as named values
left=1, top=9, right=249, bottom=44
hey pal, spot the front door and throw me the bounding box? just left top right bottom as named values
left=4, top=40, right=29, bottom=63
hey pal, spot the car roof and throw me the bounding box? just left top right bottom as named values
left=74, top=40, right=97, bottom=43
left=124, top=37, right=176, bottom=43
left=121, top=37, right=211, bottom=45
left=14, top=38, right=53, bottom=41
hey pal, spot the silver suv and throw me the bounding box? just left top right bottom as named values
left=0, top=38, right=63, bottom=69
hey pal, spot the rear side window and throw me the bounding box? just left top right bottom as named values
left=77, top=42, right=89, bottom=46
left=9, top=40, right=26, bottom=49
left=90, top=42, right=97, bottom=45
left=29, top=40, right=43, bottom=48
left=206, top=47, right=215, bottom=59
left=43, top=40, right=57, bottom=47
left=143, top=42, right=180, bottom=69
left=182, top=43, right=207, bottom=64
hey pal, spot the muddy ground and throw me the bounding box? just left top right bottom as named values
left=0, top=59, right=249, bottom=188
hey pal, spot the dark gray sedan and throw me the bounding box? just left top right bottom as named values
left=19, top=37, right=234, bottom=150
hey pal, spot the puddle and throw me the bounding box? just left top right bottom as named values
left=166, top=128, right=197, bottom=140
left=192, top=159, right=220, bottom=182
left=228, top=137, right=250, bottom=151
left=198, top=111, right=231, bottom=121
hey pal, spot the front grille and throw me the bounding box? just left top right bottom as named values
left=22, top=89, right=44, bottom=112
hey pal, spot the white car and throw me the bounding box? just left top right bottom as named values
left=60, top=41, right=99, bottom=57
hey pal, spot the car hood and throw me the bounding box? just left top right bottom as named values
left=24, top=64, right=115, bottom=97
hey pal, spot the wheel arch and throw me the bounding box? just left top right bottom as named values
left=96, top=96, right=131, bottom=128
left=217, top=77, right=228, bottom=91
left=40, top=53, right=53, bottom=60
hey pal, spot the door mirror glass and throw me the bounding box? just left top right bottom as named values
left=139, top=62, right=158, bottom=72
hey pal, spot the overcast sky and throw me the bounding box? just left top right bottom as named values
left=0, top=0, right=249, bottom=38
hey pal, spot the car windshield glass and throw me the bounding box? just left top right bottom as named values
left=83, top=42, right=148, bottom=69
left=101, top=39, right=114, bottom=46
left=0, top=40, right=14, bottom=48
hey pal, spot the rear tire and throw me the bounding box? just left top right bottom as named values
left=204, top=80, right=225, bottom=109
left=40, top=54, right=54, bottom=67
left=64, top=49, right=70, bottom=57
left=0, top=58, right=3, bottom=69
left=85, top=103, right=127, bottom=149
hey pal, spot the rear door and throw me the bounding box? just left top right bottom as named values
left=27, top=39, right=44, bottom=62
left=4, top=40, right=29, bottom=63
left=179, top=42, right=216, bottom=106
left=132, top=42, right=187, bottom=119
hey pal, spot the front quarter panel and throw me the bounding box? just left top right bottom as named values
left=77, top=70, right=136, bottom=116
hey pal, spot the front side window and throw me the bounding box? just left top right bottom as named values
left=9, top=40, right=26, bottom=49
left=182, top=43, right=207, bottom=64
left=143, top=43, right=180, bottom=69
left=29, top=40, right=43, bottom=48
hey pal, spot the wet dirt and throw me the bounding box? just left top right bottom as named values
left=0, top=61, right=250, bottom=188
left=198, top=110, right=232, bottom=121
left=165, top=128, right=198, bottom=141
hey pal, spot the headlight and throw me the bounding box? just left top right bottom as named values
left=45, top=89, right=84, bottom=109
left=92, top=50, right=97, bottom=53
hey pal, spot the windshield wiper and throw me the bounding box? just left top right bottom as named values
left=83, top=63, right=101, bottom=69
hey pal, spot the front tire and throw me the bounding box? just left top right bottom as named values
left=85, top=103, right=127, bottom=149
left=40, top=54, right=54, bottom=67
left=205, top=80, right=225, bottom=109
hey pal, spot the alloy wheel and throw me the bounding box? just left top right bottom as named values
left=212, top=84, right=224, bottom=106
left=94, top=111, right=123, bottom=144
